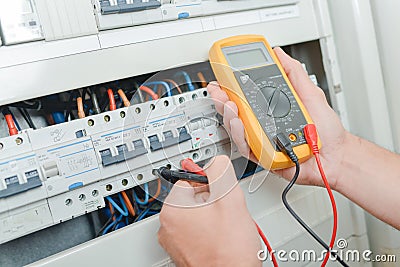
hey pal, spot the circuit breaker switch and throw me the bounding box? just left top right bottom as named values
left=149, top=135, right=162, bottom=151
left=0, top=172, right=42, bottom=199
left=42, top=161, right=59, bottom=178
left=178, top=127, right=191, bottom=143
left=115, top=143, right=130, bottom=163
left=189, top=120, right=202, bottom=131
left=116, top=144, right=128, bottom=153
left=161, top=130, right=179, bottom=148
left=100, top=148, right=117, bottom=166
left=163, top=130, right=174, bottom=139
left=5, top=175, right=19, bottom=187
left=133, top=139, right=145, bottom=150
left=132, top=139, right=148, bottom=156
left=203, top=118, right=212, bottom=127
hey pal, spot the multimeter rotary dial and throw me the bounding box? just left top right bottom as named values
left=257, top=84, right=291, bottom=118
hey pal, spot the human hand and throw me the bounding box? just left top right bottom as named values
left=208, top=47, right=351, bottom=190
left=158, top=155, right=261, bottom=267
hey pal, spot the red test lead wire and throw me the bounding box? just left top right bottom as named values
left=180, top=158, right=279, bottom=267
left=255, top=222, right=279, bottom=267
left=304, top=124, right=338, bottom=267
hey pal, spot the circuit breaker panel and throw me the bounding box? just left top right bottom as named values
left=92, top=0, right=287, bottom=30
left=0, top=0, right=375, bottom=266
left=0, top=63, right=240, bottom=244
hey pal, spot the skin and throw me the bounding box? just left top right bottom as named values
left=158, top=47, right=400, bottom=266
left=158, top=155, right=261, bottom=267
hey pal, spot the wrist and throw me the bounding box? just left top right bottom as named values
left=333, top=131, right=361, bottom=193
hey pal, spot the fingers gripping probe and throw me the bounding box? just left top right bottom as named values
left=153, top=167, right=208, bottom=184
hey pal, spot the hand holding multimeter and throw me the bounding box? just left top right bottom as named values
left=209, top=35, right=320, bottom=170
left=207, top=35, right=345, bottom=266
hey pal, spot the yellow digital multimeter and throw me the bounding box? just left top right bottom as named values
left=209, top=35, right=319, bottom=170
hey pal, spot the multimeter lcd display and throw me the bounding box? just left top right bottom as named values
left=227, top=49, right=269, bottom=69
left=223, top=42, right=273, bottom=70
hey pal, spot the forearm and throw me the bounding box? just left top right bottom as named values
left=336, top=133, right=400, bottom=229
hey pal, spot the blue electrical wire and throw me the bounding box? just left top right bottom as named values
left=174, top=71, right=195, bottom=91
left=106, top=196, right=129, bottom=217
left=135, top=200, right=162, bottom=222
left=47, top=96, right=65, bottom=123
left=134, top=183, right=149, bottom=205
left=102, top=214, right=123, bottom=235
left=137, top=208, right=151, bottom=221
left=142, top=81, right=172, bottom=97
left=115, top=220, right=125, bottom=230
left=52, top=112, right=65, bottom=124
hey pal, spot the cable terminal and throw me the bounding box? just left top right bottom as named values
left=304, top=124, right=319, bottom=154
left=274, top=133, right=298, bottom=163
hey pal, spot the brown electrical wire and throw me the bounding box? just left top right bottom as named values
left=108, top=202, right=115, bottom=221
left=77, top=97, right=85, bottom=118
left=121, top=191, right=135, bottom=216
left=197, top=72, right=208, bottom=88
left=148, top=179, right=161, bottom=203
left=139, top=85, right=159, bottom=100
left=157, top=84, right=163, bottom=98
left=117, top=89, right=130, bottom=107
left=164, top=79, right=183, bottom=94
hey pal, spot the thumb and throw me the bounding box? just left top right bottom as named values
left=203, top=155, right=238, bottom=201
left=164, top=180, right=196, bottom=207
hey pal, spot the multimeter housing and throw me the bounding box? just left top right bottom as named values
left=209, top=35, right=320, bottom=170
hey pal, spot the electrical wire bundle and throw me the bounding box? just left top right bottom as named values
left=97, top=179, right=166, bottom=237
left=1, top=105, right=41, bottom=137
left=2, top=66, right=211, bottom=137
left=133, top=179, right=164, bottom=222
left=2, top=68, right=210, bottom=237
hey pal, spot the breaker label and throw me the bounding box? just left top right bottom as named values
left=37, top=139, right=100, bottom=183
left=84, top=199, right=101, bottom=210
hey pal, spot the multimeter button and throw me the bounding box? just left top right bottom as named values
left=288, top=133, right=297, bottom=142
